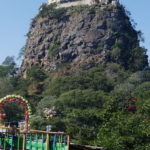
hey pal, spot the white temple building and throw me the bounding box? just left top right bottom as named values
left=48, top=0, right=119, bottom=7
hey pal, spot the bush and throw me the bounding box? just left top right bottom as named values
left=38, top=3, right=67, bottom=19
left=48, top=45, right=60, bottom=58
left=96, top=112, right=150, bottom=150
left=27, top=66, right=47, bottom=81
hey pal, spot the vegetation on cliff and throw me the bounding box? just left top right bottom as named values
left=0, top=3, right=150, bottom=150
left=21, top=3, right=148, bottom=74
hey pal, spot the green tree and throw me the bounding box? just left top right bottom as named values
left=0, top=77, right=14, bottom=97
left=2, top=56, right=16, bottom=67
left=27, top=66, right=47, bottom=82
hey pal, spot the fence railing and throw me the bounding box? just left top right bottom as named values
left=0, top=127, right=69, bottom=150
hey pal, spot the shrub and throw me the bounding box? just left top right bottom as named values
left=48, top=45, right=60, bottom=58
left=38, top=3, right=67, bottom=20
left=27, top=66, right=47, bottom=81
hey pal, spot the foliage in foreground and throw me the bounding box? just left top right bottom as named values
left=0, top=3, right=150, bottom=149
left=1, top=57, right=150, bottom=149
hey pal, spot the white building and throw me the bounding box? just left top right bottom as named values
left=48, top=0, right=118, bottom=6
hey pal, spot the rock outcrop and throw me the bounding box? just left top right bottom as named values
left=21, top=3, right=147, bottom=76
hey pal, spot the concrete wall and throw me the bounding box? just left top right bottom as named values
left=57, top=0, right=96, bottom=8
left=48, top=0, right=100, bottom=5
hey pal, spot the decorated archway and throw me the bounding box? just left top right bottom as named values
left=0, top=95, right=32, bottom=131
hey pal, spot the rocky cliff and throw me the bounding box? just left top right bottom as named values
left=21, top=3, right=148, bottom=76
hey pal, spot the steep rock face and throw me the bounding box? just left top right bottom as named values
left=21, top=4, right=147, bottom=75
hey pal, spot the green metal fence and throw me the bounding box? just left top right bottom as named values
left=0, top=128, right=69, bottom=150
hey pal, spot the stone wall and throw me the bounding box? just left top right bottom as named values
left=70, top=143, right=105, bottom=150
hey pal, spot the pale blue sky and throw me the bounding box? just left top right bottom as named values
left=0, top=0, right=150, bottom=65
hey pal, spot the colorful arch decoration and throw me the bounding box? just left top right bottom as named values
left=0, top=95, right=32, bottom=132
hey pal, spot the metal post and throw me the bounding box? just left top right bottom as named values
left=42, top=134, right=44, bottom=150
left=46, top=133, right=49, bottom=150
left=17, top=135, right=20, bottom=150
left=22, top=133, right=26, bottom=150
left=67, top=135, right=70, bottom=150
left=4, top=132, right=6, bottom=150
left=35, top=133, right=38, bottom=150
left=53, top=135, right=56, bottom=150
left=10, top=134, right=14, bottom=150
left=30, top=134, right=32, bottom=150
left=64, top=136, right=66, bottom=150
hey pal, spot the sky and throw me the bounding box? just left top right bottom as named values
left=0, top=0, right=150, bottom=65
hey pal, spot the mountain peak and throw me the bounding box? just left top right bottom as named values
left=21, top=3, right=148, bottom=77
